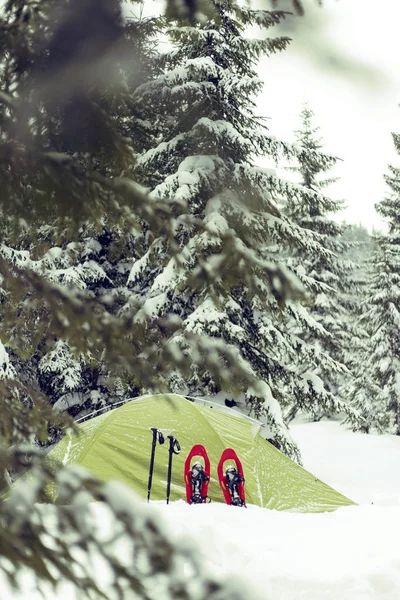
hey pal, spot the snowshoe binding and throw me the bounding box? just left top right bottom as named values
left=184, top=444, right=210, bottom=504
left=217, top=448, right=246, bottom=507
left=225, top=466, right=245, bottom=506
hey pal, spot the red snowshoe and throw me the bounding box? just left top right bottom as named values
left=217, top=448, right=246, bottom=507
left=184, top=444, right=210, bottom=504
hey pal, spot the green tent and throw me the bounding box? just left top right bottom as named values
left=48, top=393, right=355, bottom=512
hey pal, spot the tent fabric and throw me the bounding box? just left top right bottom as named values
left=48, top=394, right=355, bottom=512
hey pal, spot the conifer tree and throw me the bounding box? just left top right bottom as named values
left=283, top=106, right=356, bottom=416
left=347, top=129, right=400, bottom=434
left=339, top=224, right=374, bottom=401
left=130, top=5, right=355, bottom=457
left=0, top=5, right=167, bottom=421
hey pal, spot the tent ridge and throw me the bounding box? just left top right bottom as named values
left=185, top=395, right=266, bottom=428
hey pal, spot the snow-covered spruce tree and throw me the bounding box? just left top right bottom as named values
left=130, top=4, right=354, bottom=458
left=281, top=105, right=357, bottom=418
left=347, top=129, right=400, bottom=434
left=339, top=224, right=375, bottom=404
left=0, top=206, right=151, bottom=428
left=0, top=5, right=168, bottom=422
left=345, top=242, right=400, bottom=433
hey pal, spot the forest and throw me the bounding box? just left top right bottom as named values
left=0, top=0, right=399, bottom=598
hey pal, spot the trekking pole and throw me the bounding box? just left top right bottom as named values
left=147, top=428, right=165, bottom=503
left=166, top=435, right=181, bottom=504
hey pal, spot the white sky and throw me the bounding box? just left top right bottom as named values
left=257, top=0, right=400, bottom=231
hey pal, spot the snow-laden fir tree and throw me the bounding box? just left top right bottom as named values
left=282, top=105, right=357, bottom=418
left=0, top=8, right=168, bottom=422
left=347, top=128, right=400, bottom=434
left=339, top=223, right=375, bottom=402
left=130, top=4, right=354, bottom=458
left=0, top=220, right=146, bottom=425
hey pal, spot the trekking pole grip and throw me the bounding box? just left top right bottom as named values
left=170, top=436, right=181, bottom=454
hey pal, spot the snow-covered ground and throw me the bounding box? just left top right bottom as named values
left=152, top=419, right=400, bottom=600
left=292, top=417, right=400, bottom=506
left=5, top=418, right=400, bottom=599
